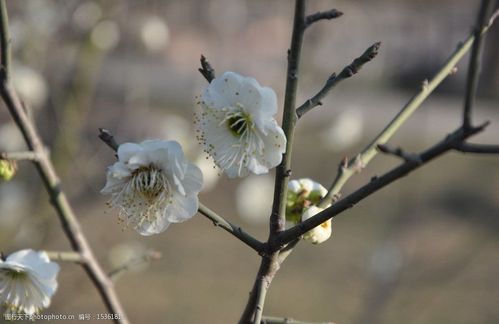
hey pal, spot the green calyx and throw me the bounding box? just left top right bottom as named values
left=285, top=189, right=324, bottom=224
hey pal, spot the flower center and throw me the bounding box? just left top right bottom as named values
left=226, top=110, right=252, bottom=137
left=2, top=269, right=28, bottom=280
left=131, top=165, right=167, bottom=200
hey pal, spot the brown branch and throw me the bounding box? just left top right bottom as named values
left=463, top=0, right=495, bottom=129
left=98, top=128, right=119, bottom=151
left=377, top=144, right=422, bottom=164
left=0, top=151, right=39, bottom=161
left=198, top=55, right=215, bottom=83
left=296, top=42, right=381, bottom=118
left=270, top=123, right=488, bottom=251
left=305, top=9, right=343, bottom=28
left=454, top=142, right=499, bottom=154
left=0, top=2, right=128, bottom=322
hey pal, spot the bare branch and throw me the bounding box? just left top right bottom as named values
left=0, top=3, right=128, bottom=321
left=377, top=144, right=422, bottom=164
left=454, top=142, right=499, bottom=154
left=296, top=42, right=380, bottom=118
left=0, top=0, right=9, bottom=80
left=271, top=124, right=487, bottom=251
left=463, top=0, right=495, bottom=129
left=241, top=1, right=307, bottom=322
left=46, top=251, right=84, bottom=263
left=305, top=9, right=343, bottom=28
left=319, top=18, right=498, bottom=207
left=262, top=316, right=334, bottom=324
left=1, top=151, right=39, bottom=161
left=98, top=128, right=119, bottom=151
left=198, top=55, right=215, bottom=83
left=198, top=203, right=265, bottom=253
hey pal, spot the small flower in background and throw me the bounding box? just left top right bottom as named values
left=236, top=175, right=274, bottom=225
left=195, top=71, right=286, bottom=178
left=286, top=178, right=332, bottom=244
left=101, top=139, right=203, bottom=236
left=321, top=108, right=364, bottom=152
left=0, top=159, right=17, bottom=182
left=301, top=206, right=332, bottom=245
left=0, top=249, right=59, bottom=316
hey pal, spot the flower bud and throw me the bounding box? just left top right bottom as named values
left=0, top=159, right=17, bottom=181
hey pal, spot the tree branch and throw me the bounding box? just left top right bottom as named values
left=271, top=123, right=488, bottom=250
left=241, top=1, right=307, bottom=322
left=319, top=18, right=497, bottom=207
left=305, top=9, right=343, bottom=28
left=198, top=203, right=265, bottom=253
left=296, top=42, right=380, bottom=118
left=198, top=55, right=215, bottom=83
left=99, top=128, right=119, bottom=151
left=454, top=142, right=499, bottom=154
left=46, top=251, right=84, bottom=263
left=262, top=316, right=334, bottom=324
left=0, top=2, right=128, bottom=322
left=463, top=1, right=495, bottom=129
left=1, top=151, right=40, bottom=161
left=377, top=144, right=422, bottom=164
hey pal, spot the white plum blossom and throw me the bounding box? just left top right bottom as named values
left=195, top=71, right=286, bottom=178
left=0, top=249, right=59, bottom=315
left=301, top=206, right=332, bottom=244
left=101, top=139, right=203, bottom=236
left=286, top=178, right=332, bottom=244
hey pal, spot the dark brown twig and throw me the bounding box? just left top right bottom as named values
left=296, top=42, right=380, bottom=118
left=198, top=55, right=215, bottom=83
left=305, top=9, right=343, bottom=28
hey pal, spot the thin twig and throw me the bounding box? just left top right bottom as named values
left=319, top=19, right=497, bottom=207
left=463, top=0, right=494, bottom=129
left=198, top=203, right=265, bottom=253
left=454, top=142, right=499, bottom=154
left=262, top=316, right=334, bottom=324
left=1, top=151, right=39, bottom=161
left=377, top=144, right=422, bottom=164
left=99, top=128, right=119, bottom=151
left=271, top=123, right=488, bottom=251
left=296, top=42, right=380, bottom=118
left=0, top=3, right=128, bottom=322
left=0, top=0, right=9, bottom=80
left=46, top=251, right=84, bottom=263
left=198, top=55, right=215, bottom=83
left=305, top=9, right=343, bottom=28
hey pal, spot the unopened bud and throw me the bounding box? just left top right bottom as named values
left=0, top=159, right=17, bottom=181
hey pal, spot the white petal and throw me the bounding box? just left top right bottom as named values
left=301, top=206, right=332, bottom=244
left=260, top=125, right=286, bottom=168
left=166, top=193, right=198, bottom=223
left=117, top=142, right=143, bottom=161
left=135, top=213, right=171, bottom=236
left=182, top=163, right=203, bottom=193
left=210, top=71, right=245, bottom=105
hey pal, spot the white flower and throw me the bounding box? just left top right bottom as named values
left=195, top=71, right=286, bottom=178
left=101, top=139, right=203, bottom=236
left=301, top=206, right=332, bottom=244
left=286, top=178, right=328, bottom=224
left=0, top=249, right=59, bottom=315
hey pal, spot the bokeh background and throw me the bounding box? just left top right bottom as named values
left=1, top=0, right=499, bottom=323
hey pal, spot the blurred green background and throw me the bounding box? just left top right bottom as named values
left=1, top=0, right=499, bottom=323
